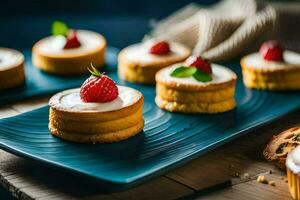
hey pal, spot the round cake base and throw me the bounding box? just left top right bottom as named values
left=240, top=52, right=300, bottom=90
left=118, top=42, right=191, bottom=84
left=48, top=87, right=144, bottom=143
left=32, top=31, right=106, bottom=76
left=0, top=48, right=25, bottom=90
left=155, top=64, right=237, bottom=114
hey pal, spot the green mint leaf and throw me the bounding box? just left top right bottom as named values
left=170, top=66, right=197, bottom=78
left=193, top=70, right=212, bottom=82
left=52, top=20, right=69, bottom=37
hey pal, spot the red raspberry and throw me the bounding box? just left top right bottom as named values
left=80, top=66, right=118, bottom=103
left=186, top=56, right=212, bottom=74
left=64, top=30, right=81, bottom=49
left=259, top=40, right=283, bottom=61
left=149, top=41, right=170, bottom=55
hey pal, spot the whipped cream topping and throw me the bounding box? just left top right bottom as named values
left=157, top=63, right=236, bottom=86
left=37, top=30, right=104, bottom=56
left=243, top=51, right=300, bottom=70
left=123, top=40, right=191, bottom=65
left=0, top=48, right=24, bottom=70
left=50, top=86, right=142, bottom=112
left=286, top=146, right=300, bottom=174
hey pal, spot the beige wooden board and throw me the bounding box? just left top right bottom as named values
left=0, top=97, right=297, bottom=199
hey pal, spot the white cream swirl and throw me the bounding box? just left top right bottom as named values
left=50, top=86, right=142, bottom=112
left=0, top=48, right=24, bottom=70
left=286, top=146, right=300, bottom=174
left=123, top=40, right=191, bottom=65
left=37, top=30, right=105, bottom=56
left=243, top=51, right=300, bottom=70
left=156, top=63, right=236, bottom=86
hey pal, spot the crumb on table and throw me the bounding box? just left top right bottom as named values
left=268, top=180, right=276, bottom=186
left=257, top=175, right=276, bottom=186
left=257, top=175, right=267, bottom=184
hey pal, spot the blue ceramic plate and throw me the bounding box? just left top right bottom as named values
left=0, top=61, right=300, bottom=188
left=0, top=47, right=118, bottom=105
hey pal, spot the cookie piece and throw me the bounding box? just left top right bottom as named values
left=263, top=127, right=300, bottom=170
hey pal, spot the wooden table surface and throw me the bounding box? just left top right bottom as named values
left=0, top=96, right=296, bottom=200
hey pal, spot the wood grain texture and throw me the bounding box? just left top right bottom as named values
left=199, top=174, right=290, bottom=200
left=166, top=113, right=295, bottom=190
left=0, top=150, right=193, bottom=200
left=0, top=97, right=297, bottom=200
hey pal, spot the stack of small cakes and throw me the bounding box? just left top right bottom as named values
left=241, top=41, right=300, bottom=90
left=118, top=40, right=191, bottom=84
left=155, top=56, right=237, bottom=114
left=49, top=66, right=144, bottom=143
left=33, top=21, right=106, bottom=76
left=0, top=48, right=25, bottom=90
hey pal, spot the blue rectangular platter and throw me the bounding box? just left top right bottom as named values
left=0, top=47, right=118, bottom=105
left=0, top=57, right=300, bottom=188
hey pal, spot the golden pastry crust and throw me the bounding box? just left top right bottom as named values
left=118, top=42, right=191, bottom=84
left=32, top=32, right=106, bottom=76
left=0, top=48, right=25, bottom=90
left=241, top=67, right=300, bottom=90
left=287, top=168, right=300, bottom=200
left=50, top=120, right=144, bottom=144
left=118, top=61, right=158, bottom=84
left=240, top=55, right=300, bottom=90
left=155, top=95, right=236, bottom=114
left=156, top=83, right=235, bottom=103
left=50, top=107, right=143, bottom=134
left=263, top=127, right=300, bottom=170
left=49, top=89, right=144, bottom=143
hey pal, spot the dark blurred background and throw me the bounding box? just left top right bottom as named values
left=0, top=0, right=217, bottom=49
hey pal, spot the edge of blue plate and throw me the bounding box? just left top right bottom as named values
left=0, top=104, right=297, bottom=188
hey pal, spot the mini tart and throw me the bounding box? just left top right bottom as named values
left=49, top=86, right=144, bottom=143
left=32, top=30, right=106, bottom=76
left=118, top=41, right=191, bottom=84
left=241, top=51, right=300, bottom=90
left=286, top=146, right=300, bottom=199
left=0, top=48, right=25, bottom=90
left=155, top=63, right=237, bottom=114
